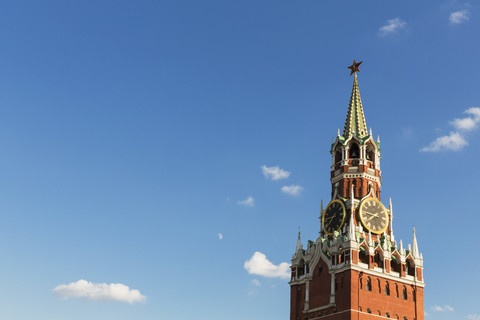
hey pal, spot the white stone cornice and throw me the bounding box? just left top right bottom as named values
left=333, top=264, right=425, bottom=287
left=330, top=171, right=381, bottom=185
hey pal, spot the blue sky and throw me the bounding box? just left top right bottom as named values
left=0, top=1, right=478, bottom=319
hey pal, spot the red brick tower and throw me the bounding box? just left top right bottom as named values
left=290, top=61, right=424, bottom=320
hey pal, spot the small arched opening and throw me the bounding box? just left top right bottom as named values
left=349, top=143, right=360, bottom=159
left=366, top=142, right=376, bottom=167
left=335, top=145, right=343, bottom=167
left=297, top=260, right=305, bottom=277
left=374, top=251, right=384, bottom=269
left=390, top=255, right=401, bottom=273
left=366, top=277, right=372, bottom=291
left=406, top=258, right=415, bottom=277
left=359, top=246, right=369, bottom=265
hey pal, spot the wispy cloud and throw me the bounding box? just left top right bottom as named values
left=53, top=280, right=146, bottom=303
left=421, top=107, right=480, bottom=152
left=261, top=165, right=290, bottom=181
left=450, top=9, right=469, bottom=24
left=431, top=305, right=454, bottom=312
left=218, top=233, right=223, bottom=240
left=238, top=196, right=255, bottom=207
left=281, top=185, right=303, bottom=196
left=251, top=279, right=261, bottom=286
left=379, top=18, right=406, bottom=36
left=467, top=314, right=480, bottom=320
left=244, top=252, right=290, bottom=279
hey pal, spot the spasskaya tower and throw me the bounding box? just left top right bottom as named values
left=289, top=60, right=424, bottom=320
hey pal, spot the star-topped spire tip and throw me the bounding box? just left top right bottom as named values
left=347, top=59, right=363, bottom=76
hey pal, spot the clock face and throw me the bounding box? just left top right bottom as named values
left=359, top=198, right=388, bottom=234
left=322, top=199, right=346, bottom=235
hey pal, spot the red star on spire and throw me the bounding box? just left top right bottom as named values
left=347, top=59, right=363, bottom=76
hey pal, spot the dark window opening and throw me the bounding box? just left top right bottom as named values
left=366, top=277, right=372, bottom=291
left=359, top=248, right=369, bottom=264
left=390, top=256, right=401, bottom=273
left=349, top=144, right=360, bottom=159
left=407, top=259, right=415, bottom=277
left=385, top=282, right=390, bottom=296
left=374, top=251, right=384, bottom=269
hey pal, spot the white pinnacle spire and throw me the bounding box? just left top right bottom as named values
left=399, top=239, right=404, bottom=252
left=368, top=231, right=372, bottom=246
left=296, top=230, right=303, bottom=253
left=412, top=227, right=419, bottom=259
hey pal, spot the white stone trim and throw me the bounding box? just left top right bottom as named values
left=331, top=172, right=381, bottom=185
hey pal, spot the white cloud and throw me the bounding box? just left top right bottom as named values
left=451, top=117, right=477, bottom=130
left=421, top=132, right=467, bottom=152
left=244, top=251, right=290, bottom=279
left=281, top=185, right=303, bottom=196
left=422, top=107, right=480, bottom=152
left=450, top=107, right=480, bottom=131
left=218, top=233, right=223, bottom=240
left=467, top=314, right=480, bottom=320
left=251, top=279, right=261, bottom=286
left=450, top=9, right=469, bottom=24
left=431, top=305, right=454, bottom=312
left=53, top=279, right=146, bottom=303
left=466, top=107, right=480, bottom=120
left=238, top=196, right=255, bottom=207
left=261, top=165, right=291, bottom=181
left=379, top=18, right=406, bottom=36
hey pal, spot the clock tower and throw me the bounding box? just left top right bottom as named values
left=290, top=61, right=424, bottom=320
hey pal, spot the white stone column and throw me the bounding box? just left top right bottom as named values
left=304, top=280, right=310, bottom=311
left=330, top=273, right=336, bottom=304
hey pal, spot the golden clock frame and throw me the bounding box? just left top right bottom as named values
left=322, top=199, right=346, bottom=236
left=358, top=197, right=388, bottom=234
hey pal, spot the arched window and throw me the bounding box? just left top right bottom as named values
left=366, top=143, right=376, bottom=163
left=377, top=279, right=381, bottom=294
left=391, top=255, right=401, bottom=273
left=367, top=308, right=371, bottom=314
left=386, top=312, right=391, bottom=318
left=298, top=260, right=305, bottom=277
left=359, top=278, right=363, bottom=290
left=406, top=259, right=415, bottom=277
left=374, top=251, right=384, bottom=268
left=366, top=277, right=372, bottom=291
left=395, top=284, right=399, bottom=298
left=402, top=286, right=408, bottom=300
left=349, top=143, right=360, bottom=159
left=359, top=247, right=369, bottom=264
left=335, top=146, right=342, bottom=165
left=385, top=282, right=390, bottom=296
